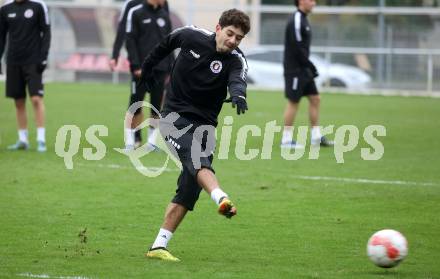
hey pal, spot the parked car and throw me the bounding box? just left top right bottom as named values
left=244, top=47, right=371, bottom=90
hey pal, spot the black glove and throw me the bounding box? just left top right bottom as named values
left=0, top=63, right=3, bottom=75
left=37, top=60, right=47, bottom=73
left=138, top=69, right=157, bottom=92
left=225, top=95, right=248, bottom=115
left=310, top=63, right=319, bottom=78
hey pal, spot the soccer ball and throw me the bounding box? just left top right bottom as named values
left=367, top=229, right=408, bottom=268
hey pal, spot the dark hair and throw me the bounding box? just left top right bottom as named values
left=294, top=0, right=299, bottom=7
left=219, top=9, right=251, bottom=35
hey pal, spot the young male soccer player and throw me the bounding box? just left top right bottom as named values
left=139, top=9, right=250, bottom=261
left=0, top=0, right=51, bottom=152
left=281, top=0, right=333, bottom=148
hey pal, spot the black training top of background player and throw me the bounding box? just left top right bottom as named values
left=0, top=0, right=51, bottom=65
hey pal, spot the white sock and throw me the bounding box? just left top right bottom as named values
left=148, top=127, right=158, bottom=145
left=311, top=126, right=322, bottom=141
left=125, top=128, right=135, bottom=146
left=37, top=127, right=45, bottom=143
left=282, top=127, right=293, bottom=144
left=210, top=188, right=228, bottom=205
left=151, top=228, right=173, bottom=249
left=18, top=129, right=29, bottom=144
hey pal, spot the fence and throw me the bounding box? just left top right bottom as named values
left=2, top=1, right=438, bottom=96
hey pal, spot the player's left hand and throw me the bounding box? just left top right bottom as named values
left=310, top=64, right=319, bottom=78
left=109, top=58, right=117, bottom=71
left=138, top=70, right=157, bottom=92
left=225, top=95, right=248, bottom=115
left=37, top=60, right=47, bottom=73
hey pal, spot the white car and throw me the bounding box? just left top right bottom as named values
left=245, top=47, right=371, bottom=90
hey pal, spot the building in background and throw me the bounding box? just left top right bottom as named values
left=1, top=0, right=439, bottom=93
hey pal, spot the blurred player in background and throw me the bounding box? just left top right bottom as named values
left=110, top=0, right=143, bottom=71
left=281, top=0, right=333, bottom=148
left=123, top=0, right=172, bottom=150
left=0, top=0, right=51, bottom=152
left=139, top=9, right=250, bottom=261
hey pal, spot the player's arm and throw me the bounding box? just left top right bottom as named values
left=111, top=0, right=132, bottom=64
left=290, top=15, right=317, bottom=75
left=163, top=13, right=174, bottom=72
left=125, top=9, right=141, bottom=74
left=0, top=8, right=7, bottom=74
left=140, top=26, right=189, bottom=80
left=38, top=2, right=51, bottom=73
left=226, top=52, right=248, bottom=115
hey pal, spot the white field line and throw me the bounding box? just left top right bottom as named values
left=76, top=163, right=437, bottom=187
left=76, top=162, right=179, bottom=172
left=18, top=273, right=93, bottom=279
left=290, top=175, right=437, bottom=187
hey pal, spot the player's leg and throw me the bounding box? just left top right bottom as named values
left=26, top=64, right=46, bottom=152
left=147, top=117, right=235, bottom=261
left=196, top=168, right=236, bottom=218
left=9, top=98, right=29, bottom=150
left=147, top=117, right=200, bottom=261
left=30, top=96, right=46, bottom=151
left=132, top=110, right=144, bottom=148
left=133, top=75, right=147, bottom=148
left=308, top=94, right=320, bottom=127
left=161, top=202, right=188, bottom=233
left=147, top=72, right=166, bottom=149
left=125, top=77, right=146, bottom=150
left=308, top=94, right=325, bottom=145
left=281, top=74, right=304, bottom=148
left=148, top=166, right=235, bottom=260
left=306, top=82, right=333, bottom=146
left=184, top=122, right=236, bottom=217
left=30, top=96, right=45, bottom=129
left=15, top=99, right=27, bottom=131
left=282, top=100, right=299, bottom=143
left=147, top=169, right=200, bottom=262
left=6, top=65, right=29, bottom=150
left=146, top=202, right=187, bottom=262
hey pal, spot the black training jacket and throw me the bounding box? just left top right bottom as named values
left=142, top=26, right=248, bottom=126
left=111, top=0, right=143, bottom=61
left=283, top=9, right=315, bottom=75
left=125, top=2, right=171, bottom=72
left=0, top=0, right=51, bottom=65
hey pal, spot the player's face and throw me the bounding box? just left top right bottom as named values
left=146, top=0, right=161, bottom=7
left=215, top=25, right=245, bottom=53
left=300, top=0, right=316, bottom=14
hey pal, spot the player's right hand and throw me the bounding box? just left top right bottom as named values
left=109, top=59, right=117, bottom=71
left=310, top=64, right=319, bottom=78
left=37, top=61, right=47, bottom=73
left=133, top=69, right=142, bottom=78
left=137, top=69, right=157, bottom=92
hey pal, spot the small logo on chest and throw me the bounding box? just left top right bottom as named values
left=143, top=18, right=152, bottom=24
left=8, top=13, right=16, bottom=18
left=156, top=18, right=166, bottom=27
left=24, top=9, right=34, bottom=19
left=210, top=60, right=223, bottom=74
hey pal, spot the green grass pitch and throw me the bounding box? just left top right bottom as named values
left=0, top=82, right=439, bottom=278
